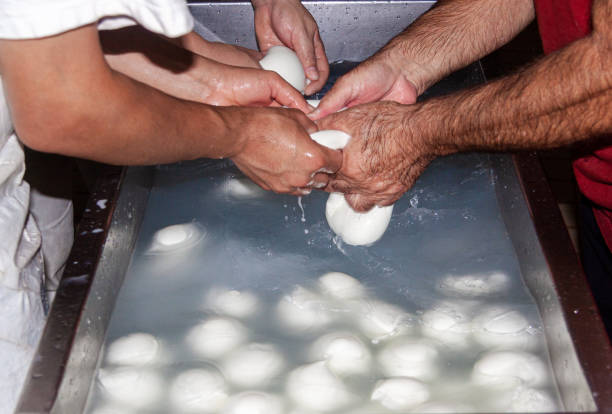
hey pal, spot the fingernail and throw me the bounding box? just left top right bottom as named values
left=306, top=67, right=319, bottom=81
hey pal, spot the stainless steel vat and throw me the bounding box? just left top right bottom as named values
left=17, top=1, right=612, bottom=413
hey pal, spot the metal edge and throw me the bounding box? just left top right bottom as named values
left=16, top=166, right=154, bottom=413
left=511, top=152, right=612, bottom=412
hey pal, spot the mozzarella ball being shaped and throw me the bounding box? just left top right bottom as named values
left=259, top=46, right=306, bottom=92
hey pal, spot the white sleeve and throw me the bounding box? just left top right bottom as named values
left=0, top=0, right=194, bottom=40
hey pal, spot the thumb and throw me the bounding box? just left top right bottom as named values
left=318, top=145, right=343, bottom=174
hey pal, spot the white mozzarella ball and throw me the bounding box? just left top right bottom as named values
left=169, top=368, right=228, bottom=413
left=438, top=271, right=510, bottom=298
left=223, top=392, right=284, bottom=414
left=222, top=343, right=285, bottom=388
left=472, top=306, right=539, bottom=350
left=98, top=367, right=163, bottom=409
left=259, top=46, right=306, bottom=92
left=326, top=192, right=394, bottom=246
left=277, top=286, right=334, bottom=332
left=224, top=177, right=265, bottom=199
left=306, top=99, right=320, bottom=108
left=205, top=288, right=259, bottom=319
left=377, top=338, right=440, bottom=381
left=471, top=351, right=549, bottom=390
left=412, top=401, right=474, bottom=413
left=309, top=332, right=371, bottom=376
left=318, top=272, right=365, bottom=300
left=310, top=130, right=351, bottom=151
left=149, top=222, right=205, bottom=253
left=186, top=317, right=248, bottom=358
left=286, top=361, right=355, bottom=412
left=371, top=377, right=430, bottom=411
left=354, top=300, right=413, bottom=342
left=507, top=387, right=558, bottom=412
left=420, top=303, right=472, bottom=349
left=105, top=333, right=160, bottom=366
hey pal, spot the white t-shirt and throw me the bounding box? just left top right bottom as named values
left=0, top=2, right=193, bottom=413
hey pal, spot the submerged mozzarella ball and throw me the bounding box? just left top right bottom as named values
left=472, top=306, right=539, bottom=350
left=277, top=286, right=334, bottom=332
left=286, top=361, right=355, bottom=412
left=378, top=338, right=440, bottom=381
left=98, top=367, right=163, bottom=409
left=438, top=271, right=510, bottom=298
left=354, top=300, right=413, bottom=342
left=149, top=222, right=205, bottom=253
left=224, top=177, right=265, bottom=199
left=326, top=192, right=394, bottom=246
left=506, top=387, right=558, bottom=412
left=186, top=317, right=247, bottom=358
left=371, top=377, right=430, bottom=411
left=222, top=343, right=285, bottom=388
left=420, top=303, right=472, bottom=349
left=169, top=368, right=228, bottom=413
left=205, top=288, right=259, bottom=319
left=105, top=333, right=160, bottom=366
left=309, top=332, right=371, bottom=376
left=471, top=351, right=549, bottom=390
left=259, top=46, right=306, bottom=92
left=223, top=392, right=284, bottom=414
left=318, top=271, right=365, bottom=300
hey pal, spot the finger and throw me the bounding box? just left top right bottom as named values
left=309, top=80, right=354, bottom=120
left=315, top=111, right=347, bottom=132
left=291, top=27, right=319, bottom=84
left=317, top=146, right=343, bottom=174
left=345, top=193, right=376, bottom=212
left=270, top=75, right=312, bottom=113
left=326, top=178, right=352, bottom=193
left=304, top=32, right=329, bottom=95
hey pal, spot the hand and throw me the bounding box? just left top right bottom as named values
left=197, top=61, right=312, bottom=111
left=229, top=107, right=343, bottom=195
left=252, top=0, right=329, bottom=94
left=199, top=42, right=263, bottom=68
left=309, top=50, right=419, bottom=120
left=316, top=101, right=436, bottom=211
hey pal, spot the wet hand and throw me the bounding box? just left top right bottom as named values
left=252, top=0, right=329, bottom=95
left=310, top=51, right=418, bottom=120
left=316, top=101, right=435, bottom=211
left=230, top=107, right=343, bottom=195
left=200, top=64, right=311, bottom=112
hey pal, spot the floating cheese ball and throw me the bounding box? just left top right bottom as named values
left=90, top=406, right=133, bottom=414
left=148, top=222, right=205, bottom=254
left=472, top=306, right=539, bottom=350
left=309, top=129, right=394, bottom=246
left=169, top=368, right=228, bottom=413
left=286, top=361, right=356, bottom=412
left=471, top=351, right=549, bottom=390
left=259, top=46, right=306, bottom=92
left=506, top=387, right=558, bottom=412
left=105, top=333, right=160, bottom=366
left=98, top=367, right=163, bottom=409
left=377, top=338, right=440, bottom=381
left=438, top=271, right=510, bottom=298
left=205, top=288, right=259, bottom=319
left=317, top=271, right=366, bottom=300
left=222, top=392, right=284, bottom=414
left=412, top=401, right=475, bottom=413
left=224, top=177, right=266, bottom=199
left=277, top=286, right=334, bottom=332
left=371, top=377, right=430, bottom=411
left=222, top=343, right=285, bottom=388
left=420, top=302, right=472, bottom=349
left=309, top=331, right=372, bottom=376
left=353, top=299, right=413, bottom=343
left=185, top=317, right=248, bottom=359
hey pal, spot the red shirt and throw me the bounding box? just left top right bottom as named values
left=534, top=0, right=612, bottom=252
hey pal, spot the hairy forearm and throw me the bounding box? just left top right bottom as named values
left=382, top=0, right=535, bottom=94
left=408, top=5, right=612, bottom=157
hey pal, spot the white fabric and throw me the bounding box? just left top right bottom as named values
left=0, top=1, right=193, bottom=413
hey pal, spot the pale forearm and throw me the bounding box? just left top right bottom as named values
left=409, top=8, right=612, bottom=156
left=382, top=0, right=535, bottom=94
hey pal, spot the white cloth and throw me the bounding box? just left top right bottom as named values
left=0, top=2, right=193, bottom=413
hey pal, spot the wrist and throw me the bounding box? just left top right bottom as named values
left=217, top=106, right=252, bottom=159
